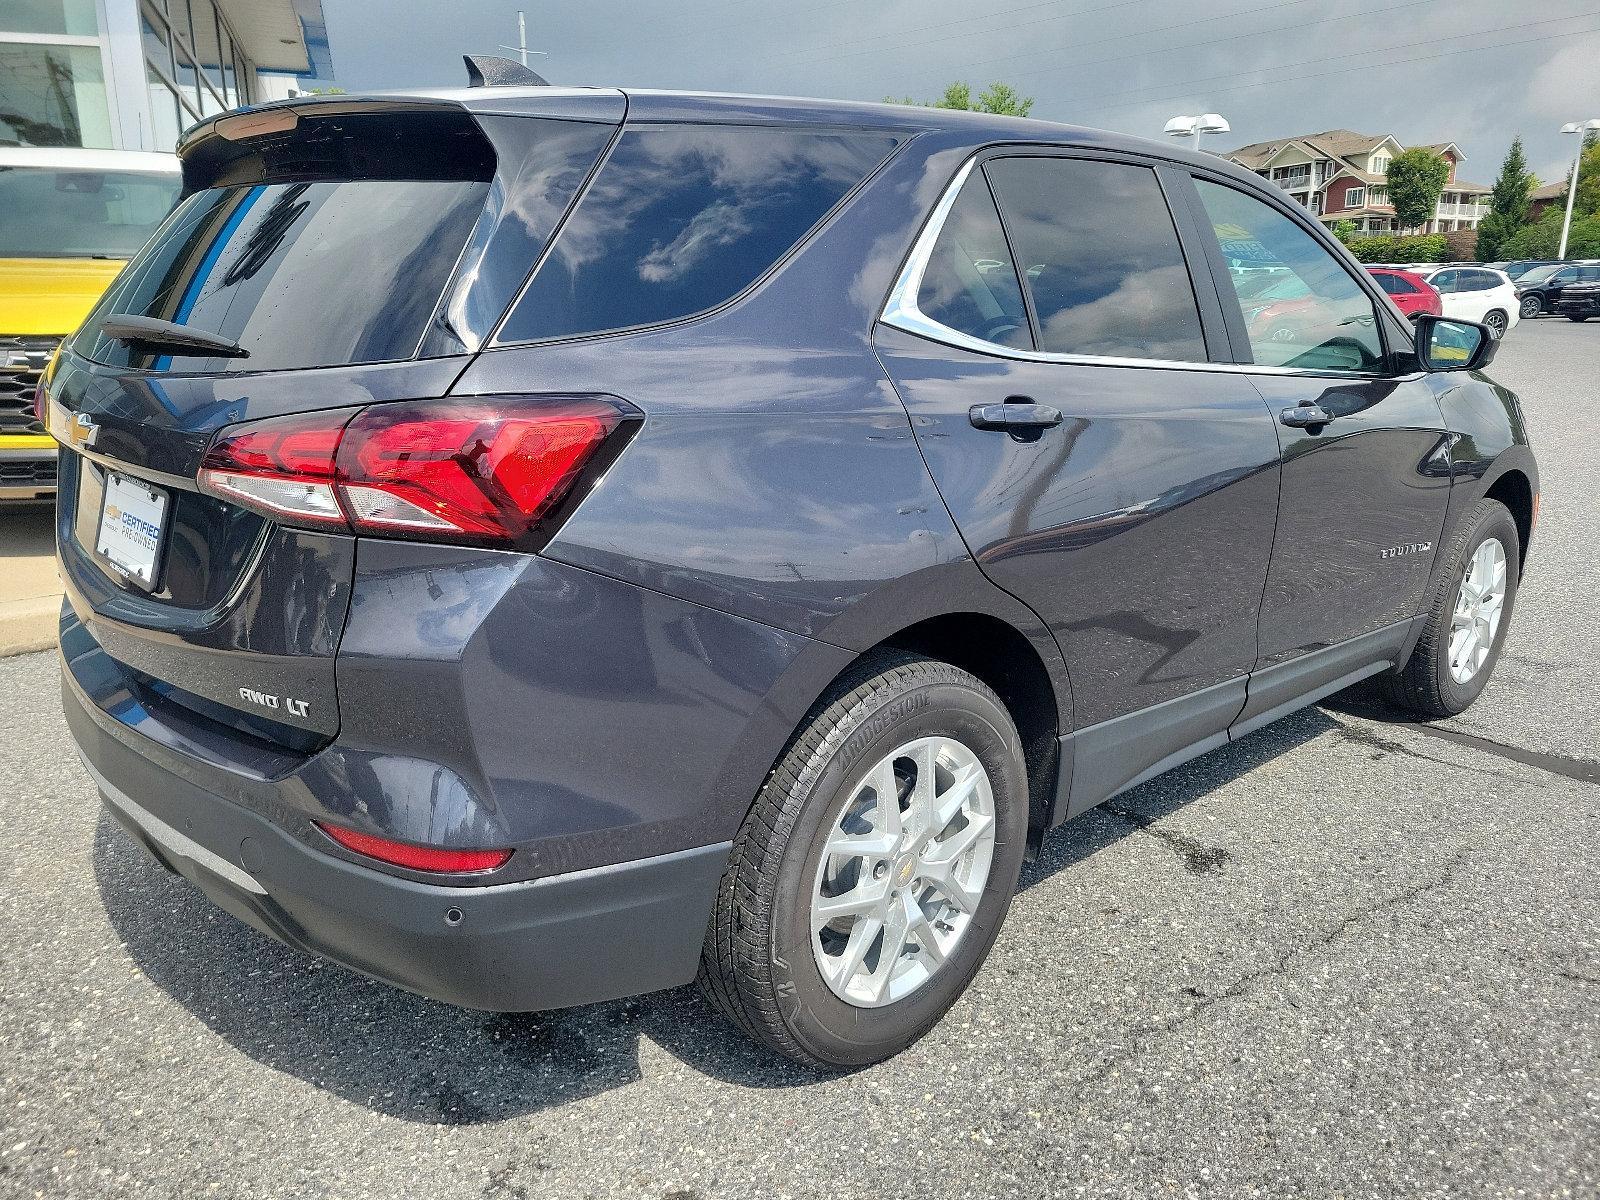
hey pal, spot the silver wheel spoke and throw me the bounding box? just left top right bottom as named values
left=924, top=809, right=994, bottom=865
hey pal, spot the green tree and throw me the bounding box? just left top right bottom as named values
left=1574, top=139, right=1600, bottom=219
left=1386, top=147, right=1452, bottom=232
left=1500, top=205, right=1600, bottom=258
left=1331, top=219, right=1358, bottom=244
left=884, top=81, right=1034, bottom=117
left=1475, top=137, right=1536, bottom=262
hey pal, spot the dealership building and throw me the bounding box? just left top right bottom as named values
left=1, top=0, right=333, bottom=153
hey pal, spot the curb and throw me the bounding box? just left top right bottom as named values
left=0, top=595, right=60, bottom=659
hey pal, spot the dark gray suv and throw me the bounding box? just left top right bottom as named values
left=46, top=82, right=1537, bottom=1069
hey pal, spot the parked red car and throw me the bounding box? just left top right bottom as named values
left=1367, top=267, right=1443, bottom=320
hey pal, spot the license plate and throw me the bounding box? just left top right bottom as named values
left=96, top=473, right=169, bottom=589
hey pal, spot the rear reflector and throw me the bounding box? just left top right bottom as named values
left=315, top=821, right=513, bottom=873
left=198, top=395, right=634, bottom=545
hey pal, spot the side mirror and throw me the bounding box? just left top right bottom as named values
left=1414, top=314, right=1497, bottom=372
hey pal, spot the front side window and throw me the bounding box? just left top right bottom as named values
left=984, top=156, right=1208, bottom=361
left=500, top=125, right=902, bottom=343
left=914, top=171, right=1031, bottom=350
left=1196, top=178, right=1385, bottom=372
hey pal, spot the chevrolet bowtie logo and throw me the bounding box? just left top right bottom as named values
left=68, top=412, right=99, bottom=449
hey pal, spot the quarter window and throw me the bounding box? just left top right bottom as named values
left=1195, top=179, right=1385, bottom=372
left=500, top=125, right=902, bottom=343
left=984, top=157, right=1208, bottom=361
left=915, top=171, right=1032, bottom=350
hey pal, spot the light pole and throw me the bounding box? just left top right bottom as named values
left=1557, top=118, right=1600, bottom=259
left=1164, top=113, right=1231, bottom=154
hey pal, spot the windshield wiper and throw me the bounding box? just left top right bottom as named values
left=99, top=315, right=249, bottom=359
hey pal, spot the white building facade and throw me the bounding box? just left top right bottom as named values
left=0, top=0, right=332, bottom=154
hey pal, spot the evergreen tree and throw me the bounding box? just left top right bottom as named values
left=1476, top=137, right=1535, bottom=262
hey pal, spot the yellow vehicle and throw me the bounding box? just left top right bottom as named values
left=0, top=147, right=181, bottom=502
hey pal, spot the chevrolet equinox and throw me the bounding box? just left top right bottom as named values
left=46, top=79, right=1538, bottom=1069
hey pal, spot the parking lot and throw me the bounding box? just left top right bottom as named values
left=0, top=317, right=1595, bottom=1200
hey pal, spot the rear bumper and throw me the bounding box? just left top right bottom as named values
left=66, top=667, right=730, bottom=1012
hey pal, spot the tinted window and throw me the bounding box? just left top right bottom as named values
left=985, top=157, right=1207, bottom=361
left=916, top=172, right=1031, bottom=350
left=1374, top=271, right=1417, bottom=295
left=1581, top=265, right=1600, bottom=281
left=78, top=179, right=489, bottom=373
left=1430, top=270, right=1457, bottom=294
left=500, top=126, right=901, bottom=343
left=1196, top=179, right=1384, bottom=372
left=1458, top=269, right=1498, bottom=292
left=0, top=167, right=180, bottom=258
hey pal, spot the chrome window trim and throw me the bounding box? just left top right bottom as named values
left=879, top=151, right=1418, bottom=383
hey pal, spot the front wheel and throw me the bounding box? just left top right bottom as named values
left=698, top=652, right=1028, bottom=1069
left=1483, top=309, right=1508, bottom=339
left=1382, top=498, right=1520, bottom=718
left=1519, top=295, right=1542, bottom=320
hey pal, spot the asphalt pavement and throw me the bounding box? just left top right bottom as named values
left=0, top=318, right=1595, bottom=1200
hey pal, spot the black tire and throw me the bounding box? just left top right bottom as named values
left=1519, top=295, right=1542, bottom=320
left=1381, top=499, right=1520, bottom=718
left=1483, top=309, right=1508, bottom=340
left=1568, top=314, right=1590, bottom=323
left=698, top=652, right=1028, bottom=1069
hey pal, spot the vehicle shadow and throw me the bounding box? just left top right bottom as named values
left=92, top=706, right=1338, bottom=1123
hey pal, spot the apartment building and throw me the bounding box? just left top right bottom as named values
left=1226, top=129, right=1490, bottom=234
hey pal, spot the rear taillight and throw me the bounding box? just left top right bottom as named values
left=198, top=396, right=634, bottom=545
left=315, top=821, right=513, bottom=874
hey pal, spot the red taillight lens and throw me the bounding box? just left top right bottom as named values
left=315, top=821, right=513, bottom=874
left=198, top=396, right=631, bottom=544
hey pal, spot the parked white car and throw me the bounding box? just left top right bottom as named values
left=1417, top=266, right=1519, bottom=340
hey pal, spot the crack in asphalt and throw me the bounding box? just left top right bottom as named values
left=1063, top=847, right=1474, bottom=1099
left=1333, top=721, right=1527, bottom=784
left=1401, top=722, right=1600, bottom=786
left=1101, top=804, right=1231, bottom=875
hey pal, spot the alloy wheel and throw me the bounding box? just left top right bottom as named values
left=1519, top=296, right=1541, bottom=320
left=1484, top=311, right=1507, bottom=339
left=810, top=736, right=996, bottom=1008
left=1449, top=537, right=1507, bottom=684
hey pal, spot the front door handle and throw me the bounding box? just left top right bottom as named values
left=969, top=401, right=1063, bottom=431
left=1279, top=402, right=1332, bottom=428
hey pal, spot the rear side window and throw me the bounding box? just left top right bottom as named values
left=498, top=125, right=902, bottom=343
left=984, top=157, right=1208, bottom=362
left=1375, top=272, right=1417, bottom=295
left=78, top=179, right=489, bottom=373
left=916, top=172, right=1032, bottom=350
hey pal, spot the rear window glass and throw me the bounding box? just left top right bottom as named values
left=76, top=178, right=489, bottom=373
left=498, top=125, right=902, bottom=343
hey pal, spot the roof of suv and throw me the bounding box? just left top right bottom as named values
left=179, top=85, right=1253, bottom=179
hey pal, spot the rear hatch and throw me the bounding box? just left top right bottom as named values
left=50, top=93, right=622, bottom=757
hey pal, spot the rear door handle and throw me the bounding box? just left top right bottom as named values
left=1279, top=403, right=1332, bottom=428
left=969, top=401, right=1063, bottom=431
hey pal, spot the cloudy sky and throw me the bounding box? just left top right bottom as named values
left=321, top=0, right=1600, bottom=186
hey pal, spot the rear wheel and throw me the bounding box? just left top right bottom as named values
left=698, top=652, right=1028, bottom=1069
left=1382, top=499, right=1519, bottom=718
left=1519, top=295, right=1542, bottom=320
left=1483, top=309, right=1508, bottom=339
left=1568, top=314, right=1590, bottom=323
